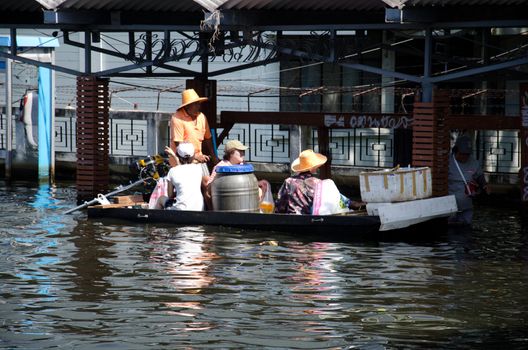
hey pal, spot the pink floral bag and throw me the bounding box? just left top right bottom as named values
left=148, top=178, right=168, bottom=209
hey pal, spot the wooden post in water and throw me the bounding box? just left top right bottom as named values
left=412, top=90, right=450, bottom=197
left=76, top=76, right=110, bottom=200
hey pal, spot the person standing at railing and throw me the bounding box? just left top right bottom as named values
left=169, top=89, right=219, bottom=171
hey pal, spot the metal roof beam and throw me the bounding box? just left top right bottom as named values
left=44, top=10, right=118, bottom=25
left=386, top=6, right=528, bottom=26
left=203, top=9, right=384, bottom=29
left=3, top=18, right=528, bottom=32
left=429, top=56, right=528, bottom=83
left=340, top=62, right=422, bottom=83
left=109, top=73, right=192, bottom=78
left=0, top=50, right=82, bottom=76
left=93, top=61, right=199, bottom=78
left=42, top=10, right=203, bottom=27
left=208, top=56, right=280, bottom=77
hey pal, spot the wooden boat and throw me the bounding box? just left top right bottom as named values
left=86, top=195, right=457, bottom=235
left=87, top=207, right=382, bottom=235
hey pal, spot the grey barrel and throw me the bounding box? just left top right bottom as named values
left=211, top=164, right=259, bottom=212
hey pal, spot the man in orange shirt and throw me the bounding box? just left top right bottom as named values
left=169, top=89, right=219, bottom=168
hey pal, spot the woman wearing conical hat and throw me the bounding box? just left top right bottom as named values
left=168, top=89, right=219, bottom=168
left=275, top=149, right=328, bottom=214
left=275, top=149, right=364, bottom=215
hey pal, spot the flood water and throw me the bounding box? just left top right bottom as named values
left=1, top=182, right=528, bottom=349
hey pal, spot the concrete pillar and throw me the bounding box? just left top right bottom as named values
left=38, top=66, right=53, bottom=182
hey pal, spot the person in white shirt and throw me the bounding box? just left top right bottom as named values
left=164, top=142, right=205, bottom=211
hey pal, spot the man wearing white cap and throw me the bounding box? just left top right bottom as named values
left=169, top=89, right=219, bottom=168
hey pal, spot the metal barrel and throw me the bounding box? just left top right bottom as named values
left=211, top=164, right=259, bottom=212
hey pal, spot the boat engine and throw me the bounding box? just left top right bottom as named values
left=130, top=152, right=170, bottom=193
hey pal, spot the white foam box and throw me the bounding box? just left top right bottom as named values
left=359, top=167, right=432, bottom=203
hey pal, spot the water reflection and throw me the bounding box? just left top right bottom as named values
left=66, top=220, right=116, bottom=303
left=14, top=184, right=63, bottom=301
left=148, top=227, right=217, bottom=326
left=1, top=182, right=528, bottom=349
left=286, top=242, right=343, bottom=300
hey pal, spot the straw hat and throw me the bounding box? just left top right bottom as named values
left=291, top=149, right=327, bottom=173
left=225, top=139, right=249, bottom=152
left=177, top=89, right=208, bottom=110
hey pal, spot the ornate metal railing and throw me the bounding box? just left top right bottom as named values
left=55, top=114, right=76, bottom=153
left=311, top=128, right=394, bottom=168
left=55, top=113, right=149, bottom=156
left=479, top=130, right=520, bottom=173
left=110, top=119, right=148, bottom=156
left=217, top=124, right=291, bottom=163
left=0, top=113, right=16, bottom=150
left=1, top=110, right=521, bottom=174
left=0, top=114, right=7, bottom=150
left=217, top=124, right=395, bottom=167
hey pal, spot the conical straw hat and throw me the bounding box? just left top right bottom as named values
left=178, top=89, right=208, bottom=110
left=291, top=149, right=327, bottom=173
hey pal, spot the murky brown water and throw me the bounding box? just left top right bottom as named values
left=1, top=182, right=527, bottom=349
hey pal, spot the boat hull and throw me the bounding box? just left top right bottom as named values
left=87, top=207, right=382, bottom=235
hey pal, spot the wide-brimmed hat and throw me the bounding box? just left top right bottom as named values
left=291, top=149, right=327, bottom=173
left=177, top=142, right=195, bottom=158
left=224, top=139, right=249, bottom=152
left=177, top=89, right=208, bottom=110
left=455, top=135, right=472, bottom=154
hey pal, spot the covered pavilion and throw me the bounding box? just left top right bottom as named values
left=1, top=0, right=528, bottom=200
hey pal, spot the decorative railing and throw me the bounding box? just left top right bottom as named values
left=217, top=124, right=291, bottom=164
left=54, top=114, right=75, bottom=153
left=0, top=110, right=521, bottom=174
left=52, top=111, right=396, bottom=167
left=479, top=130, right=520, bottom=173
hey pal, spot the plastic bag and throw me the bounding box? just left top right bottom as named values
left=259, top=180, right=275, bottom=214
left=148, top=177, right=168, bottom=209
left=312, top=179, right=349, bottom=215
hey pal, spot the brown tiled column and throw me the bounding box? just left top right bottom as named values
left=412, top=91, right=450, bottom=197
left=76, top=76, right=110, bottom=200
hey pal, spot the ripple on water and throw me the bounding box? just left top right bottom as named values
left=1, top=182, right=528, bottom=349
